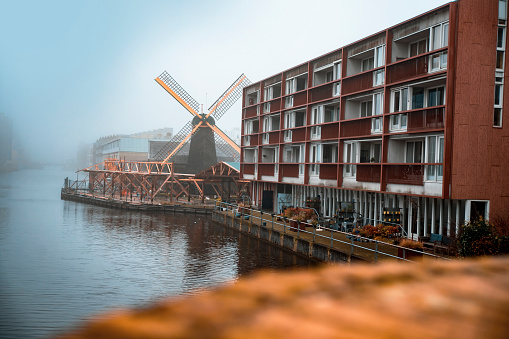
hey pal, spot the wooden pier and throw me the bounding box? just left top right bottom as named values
left=61, top=192, right=214, bottom=215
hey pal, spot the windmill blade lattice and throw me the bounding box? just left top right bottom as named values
left=157, top=71, right=200, bottom=115
left=214, top=132, right=240, bottom=162
left=152, top=121, right=193, bottom=162
left=207, top=74, right=251, bottom=122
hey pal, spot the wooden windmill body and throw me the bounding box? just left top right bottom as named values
left=153, top=71, right=251, bottom=174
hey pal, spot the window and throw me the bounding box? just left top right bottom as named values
left=374, top=69, right=384, bottom=86
left=264, top=102, right=271, bottom=113
left=285, top=95, right=294, bottom=108
left=390, top=113, right=407, bottom=131
left=334, top=61, right=342, bottom=80
left=371, top=117, right=383, bottom=134
left=286, top=74, right=307, bottom=94
left=362, top=57, right=374, bottom=72
left=410, top=39, right=428, bottom=57
left=263, top=83, right=281, bottom=101
left=495, top=77, right=504, bottom=127
left=344, top=142, right=356, bottom=176
left=426, top=136, right=444, bottom=181
left=392, top=87, right=409, bottom=112
left=374, top=93, right=383, bottom=115
left=243, top=135, right=250, bottom=146
left=405, top=141, right=423, bottom=163
left=411, top=87, right=425, bottom=109
left=284, top=112, right=293, bottom=141
left=333, top=82, right=341, bottom=96
left=323, top=104, right=339, bottom=122
left=430, top=51, right=448, bottom=72
left=428, top=87, right=445, bottom=106
left=375, top=45, right=385, bottom=68
left=322, top=144, right=338, bottom=163
left=360, top=142, right=381, bottom=163
left=431, top=22, right=449, bottom=51
left=309, top=144, right=321, bottom=175
left=360, top=100, right=373, bottom=117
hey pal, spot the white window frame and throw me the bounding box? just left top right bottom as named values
left=264, top=102, right=271, bottom=113
left=425, top=135, right=444, bottom=181
left=405, top=140, right=423, bottom=163
left=285, top=95, right=294, bottom=108
left=343, top=142, right=357, bottom=177
left=309, top=143, right=321, bottom=176
left=334, top=61, right=342, bottom=80
left=427, top=86, right=446, bottom=107
left=333, top=82, right=341, bottom=96
left=409, top=38, right=428, bottom=57
left=391, top=87, right=409, bottom=112
left=390, top=113, right=408, bottom=132
left=430, top=22, right=449, bottom=51
left=321, top=143, right=338, bottom=163
left=429, top=51, right=448, bottom=72
left=373, top=69, right=385, bottom=86
left=371, top=117, right=383, bottom=134
left=373, top=92, right=383, bottom=115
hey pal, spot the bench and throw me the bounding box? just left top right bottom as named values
left=419, top=233, right=455, bottom=256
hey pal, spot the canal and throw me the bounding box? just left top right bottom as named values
left=0, top=167, right=316, bottom=339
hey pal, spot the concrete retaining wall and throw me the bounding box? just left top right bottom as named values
left=212, top=211, right=363, bottom=264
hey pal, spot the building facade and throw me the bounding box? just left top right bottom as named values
left=240, top=0, right=509, bottom=239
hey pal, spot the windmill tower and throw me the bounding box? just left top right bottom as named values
left=153, top=71, right=251, bottom=174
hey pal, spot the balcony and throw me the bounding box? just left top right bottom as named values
left=294, top=91, right=307, bottom=107
left=321, top=123, right=339, bottom=140
left=309, top=83, right=333, bottom=103
left=340, top=118, right=372, bottom=138
left=244, top=106, right=259, bottom=119
left=280, top=163, right=300, bottom=178
left=386, top=164, right=424, bottom=186
left=292, top=128, right=306, bottom=142
left=355, top=164, right=381, bottom=183
left=319, top=164, right=338, bottom=180
left=386, top=54, right=428, bottom=84
left=407, top=107, right=445, bottom=132
left=342, top=70, right=376, bottom=95
left=258, top=163, right=275, bottom=177
left=242, top=164, right=256, bottom=175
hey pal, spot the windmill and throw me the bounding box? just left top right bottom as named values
left=153, top=71, right=251, bottom=174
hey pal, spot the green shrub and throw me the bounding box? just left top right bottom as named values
left=457, top=218, right=498, bottom=257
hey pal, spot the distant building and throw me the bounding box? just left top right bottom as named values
left=241, top=0, right=509, bottom=239
left=90, top=128, right=173, bottom=166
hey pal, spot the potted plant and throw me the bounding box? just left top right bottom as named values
left=398, top=239, right=424, bottom=260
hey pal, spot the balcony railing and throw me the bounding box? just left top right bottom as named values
left=407, top=107, right=445, bottom=132
left=258, top=163, right=275, bottom=177
left=356, top=164, right=381, bottom=183
left=280, top=163, right=300, bottom=178
left=294, top=91, right=307, bottom=107
left=386, top=164, right=424, bottom=186
left=321, top=123, right=339, bottom=139
left=342, top=70, right=375, bottom=95
left=340, top=118, right=372, bottom=138
left=309, top=83, right=333, bottom=103
left=319, top=164, right=338, bottom=180
left=292, top=128, right=306, bottom=142
left=244, top=106, right=258, bottom=118
left=386, top=54, right=428, bottom=84
left=242, top=164, right=256, bottom=175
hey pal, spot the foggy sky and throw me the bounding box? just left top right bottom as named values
left=0, top=0, right=450, bottom=164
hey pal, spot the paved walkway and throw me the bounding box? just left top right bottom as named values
left=218, top=206, right=446, bottom=264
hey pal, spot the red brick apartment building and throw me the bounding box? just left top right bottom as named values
left=240, top=0, right=509, bottom=239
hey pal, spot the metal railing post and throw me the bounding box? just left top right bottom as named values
left=375, top=240, right=378, bottom=262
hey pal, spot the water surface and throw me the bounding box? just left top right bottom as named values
left=0, top=167, right=315, bottom=338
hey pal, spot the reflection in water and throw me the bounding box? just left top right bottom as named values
left=0, top=168, right=316, bottom=339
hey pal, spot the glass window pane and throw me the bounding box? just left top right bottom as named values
left=428, top=136, right=436, bottom=163
left=402, top=88, right=408, bottom=111
left=392, top=114, right=399, bottom=127
left=441, top=52, right=448, bottom=69
left=497, top=51, right=505, bottom=69
left=406, top=143, right=413, bottom=163
left=401, top=114, right=408, bottom=128
left=410, top=43, right=417, bottom=57
left=432, top=26, right=441, bottom=50
left=412, top=87, right=424, bottom=109
left=429, top=89, right=437, bottom=107
left=393, top=91, right=400, bottom=112
left=498, top=27, right=505, bottom=48
left=500, top=0, right=507, bottom=20
left=414, top=142, right=420, bottom=162
left=442, top=23, right=449, bottom=47
left=495, top=84, right=502, bottom=106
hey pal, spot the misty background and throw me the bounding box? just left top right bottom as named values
left=0, top=0, right=449, bottom=166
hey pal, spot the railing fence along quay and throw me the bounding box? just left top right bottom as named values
left=214, top=202, right=449, bottom=264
